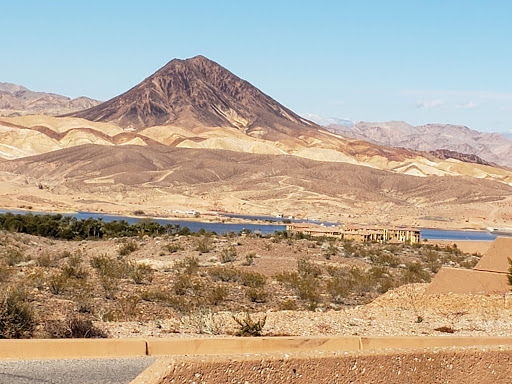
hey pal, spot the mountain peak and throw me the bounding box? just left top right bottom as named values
left=69, top=56, right=316, bottom=135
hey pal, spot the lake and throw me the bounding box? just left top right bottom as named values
left=0, top=209, right=498, bottom=240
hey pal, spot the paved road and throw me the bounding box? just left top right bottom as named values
left=0, top=357, right=156, bottom=384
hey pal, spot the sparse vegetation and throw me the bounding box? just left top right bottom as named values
left=0, top=226, right=485, bottom=338
left=0, top=286, right=36, bottom=338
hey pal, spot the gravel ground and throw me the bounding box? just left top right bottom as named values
left=102, top=283, right=512, bottom=338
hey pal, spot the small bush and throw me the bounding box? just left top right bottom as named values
left=220, top=246, right=237, bottom=263
left=208, top=266, right=240, bottom=283
left=129, top=261, right=154, bottom=284
left=61, top=253, right=89, bottom=280
left=0, top=287, right=36, bottom=339
left=4, top=248, right=26, bottom=266
left=242, top=252, right=256, bottom=266
left=206, top=284, right=229, bottom=306
left=118, top=241, right=138, bottom=256
left=48, top=272, right=70, bottom=295
left=239, top=271, right=266, bottom=288
left=0, top=263, right=11, bottom=283
left=279, top=299, right=298, bottom=310
left=233, top=312, right=266, bottom=337
left=297, top=258, right=322, bottom=278
left=196, top=238, right=211, bottom=254
left=245, top=287, right=268, bottom=303
left=164, top=243, right=183, bottom=253
left=174, top=256, right=200, bottom=275
left=44, top=316, right=108, bottom=338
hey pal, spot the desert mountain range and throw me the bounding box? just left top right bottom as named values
left=0, top=55, right=512, bottom=227
left=326, top=121, right=512, bottom=169
left=0, top=82, right=100, bottom=117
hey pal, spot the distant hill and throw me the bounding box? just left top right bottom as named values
left=0, top=82, right=100, bottom=117
left=326, top=121, right=512, bottom=168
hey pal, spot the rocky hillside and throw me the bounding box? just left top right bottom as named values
left=0, top=82, right=100, bottom=116
left=326, top=121, right=512, bottom=168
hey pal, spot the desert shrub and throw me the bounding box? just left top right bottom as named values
left=233, top=312, right=266, bottom=337
left=117, top=295, right=140, bottom=320
left=326, top=274, right=352, bottom=303
left=371, top=252, right=401, bottom=268
left=245, top=287, right=268, bottom=303
left=44, top=316, right=108, bottom=338
left=297, top=257, right=322, bottom=278
left=4, top=248, right=26, bottom=266
left=174, top=256, right=200, bottom=275
left=118, top=241, right=138, bottom=256
left=239, top=270, right=266, bottom=288
left=140, top=288, right=171, bottom=303
left=91, top=254, right=127, bottom=279
left=401, top=262, right=431, bottom=284
left=172, top=273, right=204, bottom=296
left=324, top=242, right=338, bottom=259
left=48, top=272, right=70, bottom=295
left=275, top=271, right=321, bottom=309
left=36, top=252, right=57, bottom=268
left=196, top=238, right=211, bottom=254
left=242, top=252, right=256, bottom=266
left=220, top=246, right=237, bottom=263
left=279, top=298, right=298, bottom=310
left=91, top=254, right=127, bottom=299
left=0, top=263, right=11, bottom=283
left=164, top=243, right=183, bottom=253
left=205, top=284, right=229, bottom=306
left=61, top=252, right=89, bottom=280
left=129, top=261, right=154, bottom=284
left=0, top=287, right=36, bottom=339
left=421, top=250, right=442, bottom=273
left=208, top=266, right=240, bottom=283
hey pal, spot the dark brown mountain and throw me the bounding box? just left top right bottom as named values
left=69, top=55, right=317, bottom=138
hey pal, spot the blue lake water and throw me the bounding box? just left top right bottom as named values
left=0, top=209, right=499, bottom=240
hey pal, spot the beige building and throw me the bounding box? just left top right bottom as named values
left=286, top=223, right=421, bottom=244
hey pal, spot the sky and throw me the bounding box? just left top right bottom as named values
left=2, top=0, right=512, bottom=133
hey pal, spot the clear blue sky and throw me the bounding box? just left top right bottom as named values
left=3, top=0, right=511, bottom=133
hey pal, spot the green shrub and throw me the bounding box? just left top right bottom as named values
left=0, top=287, right=36, bottom=339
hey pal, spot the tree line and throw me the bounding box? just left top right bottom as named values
left=0, top=213, right=192, bottom=240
